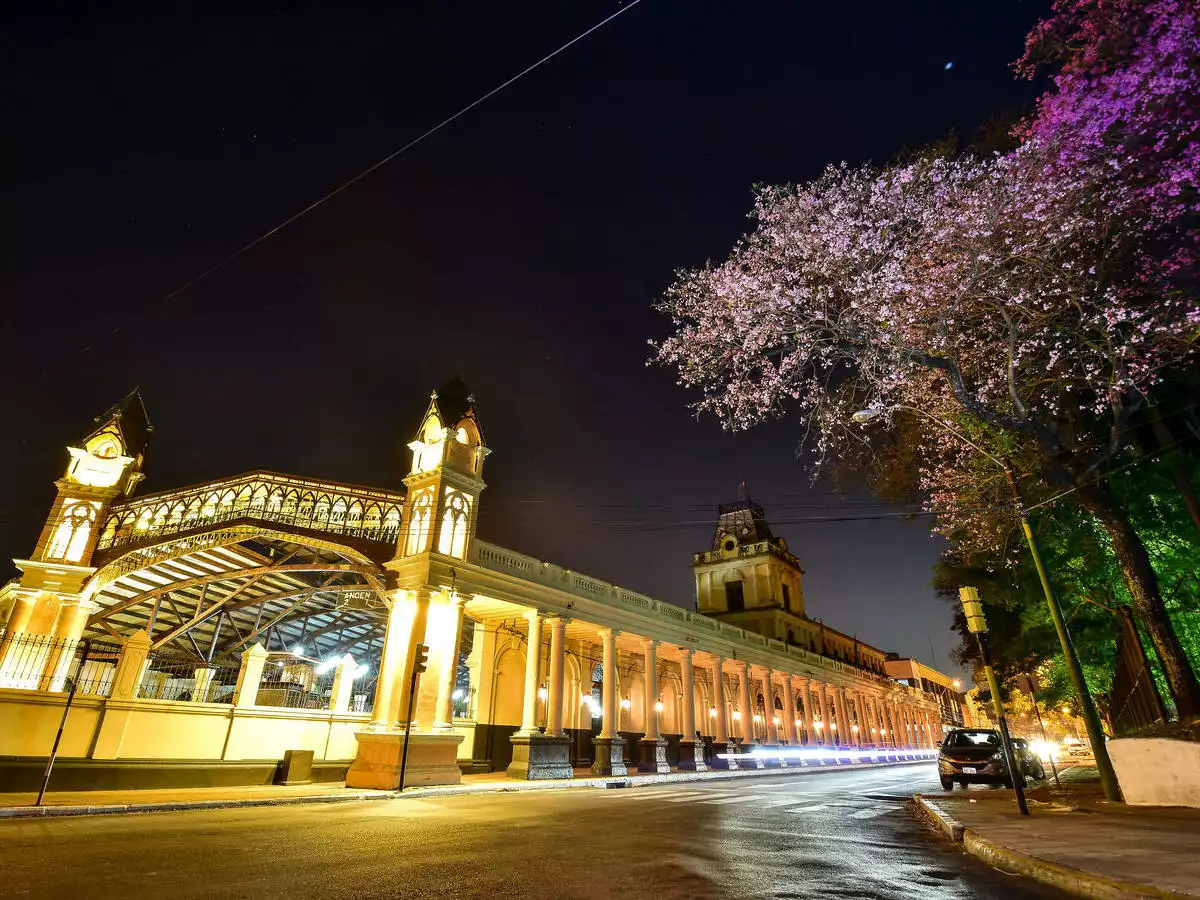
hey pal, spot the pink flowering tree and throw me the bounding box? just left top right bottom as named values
left=1017, top=0, right=1199, bottom=240
left=654, top=145, right=1200, bottom=714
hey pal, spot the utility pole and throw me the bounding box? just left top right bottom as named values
left=1005, top=471, right=1122, bottom=803
left=960, top=588, right=1029, bottom=817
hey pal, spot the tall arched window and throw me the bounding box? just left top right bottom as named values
left=437, top=490, right=471, bottom=558
left=45, top=501, right=98, bottom=563
left=405, top=491, right=433, bottom=556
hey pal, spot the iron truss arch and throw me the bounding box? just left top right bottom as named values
left=85, top=526, right=392, bottom=665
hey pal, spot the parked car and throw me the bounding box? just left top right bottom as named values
left=937, top=728, right=1045, bottom=790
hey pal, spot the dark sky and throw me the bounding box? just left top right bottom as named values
left=1, top=1, right=1048, bottom=677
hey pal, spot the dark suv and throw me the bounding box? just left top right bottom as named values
left=937, top=728, right=1045, bottom=790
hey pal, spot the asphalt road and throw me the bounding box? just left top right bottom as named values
left=0, top=763, right=1062, bottom=899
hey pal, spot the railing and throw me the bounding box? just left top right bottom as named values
left=0, top=632, right=121, bottom=696
left=138, top=653, right=242, bottom=703
left=96, top=471, right=406, bottom=552
left=256, top=664, right=338, bottom=709
left=471, top=541, right=899, bottom=689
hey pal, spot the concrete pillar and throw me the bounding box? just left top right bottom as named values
left=642, top=639, right=660, bottom=741
left=433, top=594, right=467, bottom=731
left=737, top=662, right=754, bottom=744
left=192, top=666, right=217, bottom=702
left=590, top=627, right=627, bottom=777
left=783, top=676, right=799, bottom=745
left=400, top=589, right=432, bottom=727
left=110, top=629, right=151, bottom=699
left=762, top=669, right=779, bottom=743
left=329, top=654, right=356, bottom=712
left=516, top=610, right=544, bottom=736
left=712, top=658, right=729, bottom=744
left=679, top=649, right=697, bottom=741
left=817, top=685, right=832, bottom=745
left=233, top=642, right=269, bottom=708
left=38, top=598, right=93, bottom=692
left=598, top=628, right=618, bottom=739
left=544, top=617, right=568, bottom=737
left=0, top=593, right=37, bottom=679
left=795, top=676, right=811, bottom=745
left=369, top=592, right=414, bottom=727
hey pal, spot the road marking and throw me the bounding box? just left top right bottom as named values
left=787, top=803, right=829, bottom=814
left=850, top=808, right=891, bottom=820
left=664, top=791, right=737, bottom=802
left=703, top=794, right=771, bottom=805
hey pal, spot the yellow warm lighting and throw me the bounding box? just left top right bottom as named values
left=732, top=711, right=741, bottom=721
left=709, top=707, right=717, bottom=717
left=654, top=701, right=664, bottom=713
left=537, top=687, right=548, bottom=701
left=752, top=714, right=762, bottom=724
left=620, top=698, right=632, bottom=710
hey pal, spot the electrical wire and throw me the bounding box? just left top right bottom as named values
left=148, top=0, right=648, bottom=311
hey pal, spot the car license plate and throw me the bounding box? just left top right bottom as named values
left=962, top=767, right=977, bottom=774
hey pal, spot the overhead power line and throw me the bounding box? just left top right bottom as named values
left=150, top=0, right=649, bottom=311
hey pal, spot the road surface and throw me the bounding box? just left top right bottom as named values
left=0, top=763, right=1061, bottom=899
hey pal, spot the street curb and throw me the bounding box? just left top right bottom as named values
left=911, top=792, right=1196, bottom=900
left=912, top=794, right=965, bottom=841
left=0, top=756, right=934, bottom=820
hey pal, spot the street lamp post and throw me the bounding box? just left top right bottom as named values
left=853, top=405, right=1122, bottom=803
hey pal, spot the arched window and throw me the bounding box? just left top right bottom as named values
left=405, top=491, right=433, bottom=556
left=45, top=501, right=98, bottom=563
left=437, top=491, right=470, bottom=558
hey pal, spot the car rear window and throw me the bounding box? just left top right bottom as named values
left=945, top=730, right=1000, bottom=748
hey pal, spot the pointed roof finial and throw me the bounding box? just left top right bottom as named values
left=737, top=480, right=748, bottom=501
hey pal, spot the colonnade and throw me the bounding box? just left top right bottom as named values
left=495, top=608, right=940, bottom=779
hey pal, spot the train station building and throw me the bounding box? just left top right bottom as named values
left=0, top=384, right=940, bottom=791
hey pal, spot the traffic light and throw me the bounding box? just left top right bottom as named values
left=959, top=586, right=988, bottom=634
left=413, top=644, right=429, bottom=674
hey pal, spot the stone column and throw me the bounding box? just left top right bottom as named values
left=813, top=682, right=828, bottom=745
left=783, top=676, right=799, bottom=745
left=844, top=689, right=861, bottom=747
left=708, top=656, right=736, bottom=770
left=544, top=617, right=568, bottom=737
left=369, top=592, right=413, bottom=727
left=400, top=589, right=432, bottom=727
left=737, top=663, right=754, bottom=744
left=38, top=598, right=95, bottom=692
left=762, top=669, right=779, bottom=743
left=795, top=676, right=811, bottom=745
left=637, top=639, right=668, bottom=773
left=0, top=592, right=37, bottom=681
left=110, top=629, right=151, bottom=699
left=329, top=654, right=356, bottom=712
left=192, top=666, right=217, bottom=702
left=677, top=648, right=705, bottom=771
left=591, top=628, right=626, bottom=776
left=233, top=642, right=268, bottom=708
left=712, top=659, right=729, bottom=746
left=508, top=614, right=572, bottom=780
left=515, top=610, right=544, bottom=736
left=433, top=594, right=467, bottom=731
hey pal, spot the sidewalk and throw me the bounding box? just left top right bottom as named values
left=914, top=764, right=1200, bottom=899
left=0, top=754, right=934, bottom=818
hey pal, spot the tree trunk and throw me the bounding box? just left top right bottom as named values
left=1076, top=484, right=1200, bottom=719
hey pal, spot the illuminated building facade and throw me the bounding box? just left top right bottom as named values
left=0, top=384, right=940, bottom=790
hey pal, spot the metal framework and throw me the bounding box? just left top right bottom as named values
left=81, top=473, right=405, bottom=665
left=95, top=471, right=405, bottom=561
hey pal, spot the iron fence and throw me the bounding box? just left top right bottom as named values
left=0, top=632, right=121, bottom=696
left=137, top=654, right=242, bottom=703
left=256, top=659, right=339, bottom=709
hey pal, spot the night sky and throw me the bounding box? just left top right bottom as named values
left=2, top=1, right=1049, bottom=677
